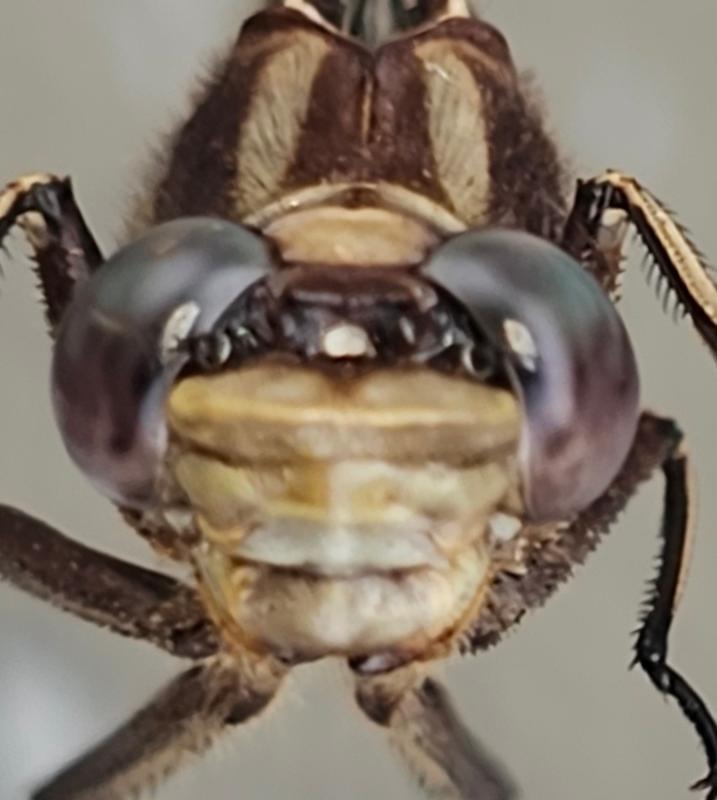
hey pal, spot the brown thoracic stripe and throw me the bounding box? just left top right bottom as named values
left=286, top=34, right=373, bottom=188
left=370, top=37, right=442, bottom=199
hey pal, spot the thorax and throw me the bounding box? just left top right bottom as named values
left=144, top=4, right=566, bottom=255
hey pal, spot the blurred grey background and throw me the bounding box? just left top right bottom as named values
left=0, top=2, right=716, bottom=798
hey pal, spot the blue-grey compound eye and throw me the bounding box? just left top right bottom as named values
left=51, top=217, right=269, bottom=508
left=426, top=229, right=640, bottom=522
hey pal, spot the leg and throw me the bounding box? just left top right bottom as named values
left=0, top=173, right=102, bottom=328
left=0, top=505, right=218, bottom=660
left=468, top=413, right=717, bottom=797
left=33, top=654, right=285, bottom=800
left=562, top=170, right=717, bottom=356
left=634, top=443, right=717, bottom=797
left=355, top=666, right=515, bottom=800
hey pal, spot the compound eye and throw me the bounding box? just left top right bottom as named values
left=426, top=229, right=640, bottom=522
left=51, top=217, right=268, bottom=508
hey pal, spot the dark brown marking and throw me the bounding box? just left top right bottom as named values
left=151, top=36, right=253, bottom=222
left=485, top=73, right=569, bottom=238
left=288, top=37, right=373, bottom=186
left=372, top=39, right=445, bottom=198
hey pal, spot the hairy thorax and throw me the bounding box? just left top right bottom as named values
left=166, top=365, right=522, bottom=663
left=138, top=4, right=567, bottom=250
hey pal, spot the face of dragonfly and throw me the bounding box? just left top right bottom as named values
left=47, top=3, right=640, bottom=665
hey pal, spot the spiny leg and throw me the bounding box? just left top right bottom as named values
left=562, top=170, right=717, bottom=355
left=633, top=442, right=717, bottom=797
left=0, top=173, right=102, bottom=328
left=355, top=666, right=515, bottom=800
left=33, top=654, right=285, bottom=800
left=468, top=414, right=717, bottom=797
left=0, top=505, right=218, bottom=660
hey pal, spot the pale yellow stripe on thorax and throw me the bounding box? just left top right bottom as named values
left=414, top=39, right=491, bottom=227
left=235, top=32, right=330, bottom=218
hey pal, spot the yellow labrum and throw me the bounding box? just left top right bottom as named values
left=167, top=364, right=521, bottom=462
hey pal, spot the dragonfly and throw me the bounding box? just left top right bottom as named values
left=1, top=1, right=716, bottom=798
